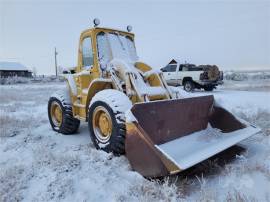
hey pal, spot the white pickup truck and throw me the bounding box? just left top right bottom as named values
left=161, top=63, right=223, bottom=91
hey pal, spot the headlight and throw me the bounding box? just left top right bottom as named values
left=93, top=18, right=100, bottom=27
left=127, top=25, right=132, bottom=32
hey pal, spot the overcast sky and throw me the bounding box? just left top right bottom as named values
left=0, top=0, right=269, bottom=74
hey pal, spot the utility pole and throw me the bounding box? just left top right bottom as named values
left=54, top=47, right=58, bottom=77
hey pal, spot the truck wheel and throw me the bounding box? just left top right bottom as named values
left=204, top=86, right=214, bottom=91
left=183, top=81, right=195, bottom=92
left=48, top=93, right=80, bottom=134
left=88, top=89, right=132, bottom=155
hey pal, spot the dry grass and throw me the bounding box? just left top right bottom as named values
left=0, top=112, right=36, bottom=137
left=0, top=114, right=21, bottom=137
left=122, top=178, right=182, bottom=202
left=226, top=190, right=258, bottom=202
left=0, top=84, right=56, bottom=138
left=0, top=165, right=33, bottom=202
left=235, top=109, right=270, bottom=136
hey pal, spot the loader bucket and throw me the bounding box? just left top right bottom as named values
left=125, top=95, right=260, bottom=177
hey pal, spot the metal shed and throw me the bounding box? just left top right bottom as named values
left=0, top=62, right=32, bottom=77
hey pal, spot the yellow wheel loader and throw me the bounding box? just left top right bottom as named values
left=48, top=21, right=260, bottom=178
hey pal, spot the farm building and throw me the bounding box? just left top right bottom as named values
left=168, top=59, right=180, bottom=65
left=164, top=59, right=197, bottom=71
left=0, top=62, right=32, bottom=77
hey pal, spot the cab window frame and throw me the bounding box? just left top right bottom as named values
left=81, top=36, right=94, bottom=69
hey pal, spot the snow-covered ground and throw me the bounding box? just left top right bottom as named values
left=0, top=80, right=270, bottom=202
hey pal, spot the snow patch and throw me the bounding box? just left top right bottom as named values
left=157, top=124, right=260, bottom=170
left=110, top=59, right=167, bottom=96
left=90, top=89, right=132, bottom=116
left=1, top=81, right=270, bottom=201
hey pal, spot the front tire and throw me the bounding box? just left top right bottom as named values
left=48, top=93, right=80, bottom=134
left=88, top=89, right=132, bottom=155
left=204, top=86, right=214, bottom=91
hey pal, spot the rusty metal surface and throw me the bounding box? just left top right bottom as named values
left=131, top=96, right=214, bottom=145
left=125, top=123, right=169, bottom=177
left=210, top=106, right=245, bottom=132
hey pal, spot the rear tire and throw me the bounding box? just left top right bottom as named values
left=48, top=93, right=80, bottom=134
left=204, top=86, right=214, bottom=91
left=88, top=89, right=132, bottom=155
left=183, top=80, right=195, bottom=92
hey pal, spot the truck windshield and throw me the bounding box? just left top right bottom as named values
left=97, top=32, right=138, bottom=65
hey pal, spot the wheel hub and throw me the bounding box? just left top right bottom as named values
left=51, top=101, right=63, bottom=127
left=92, top=106, right=112, bottom=143
left=98, top=112, right=112, bottom=136
left=186, top=83, right=191, bottom=90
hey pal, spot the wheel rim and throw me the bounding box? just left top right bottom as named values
left=185, top=82, right=192, bottom=91
left=92, top=106, right=113, bottom=143
left=50, top=101, right=63, bottom=127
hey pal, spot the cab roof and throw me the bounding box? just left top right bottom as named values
left=80, top=27, right=135, bottom=38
